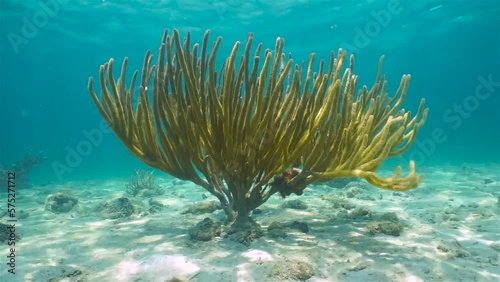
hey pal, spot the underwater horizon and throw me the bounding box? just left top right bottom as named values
left=0, top=0, right=499, bottom=183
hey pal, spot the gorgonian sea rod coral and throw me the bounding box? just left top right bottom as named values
left=88, top=29, right=428, bottom=231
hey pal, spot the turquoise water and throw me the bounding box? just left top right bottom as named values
left=1, top=0, right=499, bottom=183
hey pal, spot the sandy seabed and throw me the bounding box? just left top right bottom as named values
left=0, top=163, right=499, bottom=282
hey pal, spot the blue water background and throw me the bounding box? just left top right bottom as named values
left=0, top=0, right=499, bottom=183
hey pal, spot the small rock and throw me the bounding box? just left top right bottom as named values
left=484, top=178, right=493, bottom=184
left=348, top=262, right=367, bottom=272
left=380, top=212, right=399, bottom=222
left=285, top=221, right=309, bottom=233
left=366, top=221, right=404, bottom=236
left=268, top=221, right=287, bottom=239
left=149, top=198, right=164, bottom=214
left=252, top=208, right=263, bottom=215
left=282, top=199, right=308, bottom=210
left=366, top=213, right=404, bottom=236
left=181, top=201, right=221, bottom=215
left=17, top=210, right=29, bottom=219
left=344, top=187, right=363, bottom=198
left=267, top=259, right=314, bottom=281
left=0, top=223, right=21, bottom=243
left=94, top=197, right=136, bottom=219
left=188, top=218, right=221, bottom=241
left=45, top=193, right=78, bottom=213
left=348, top=207, right=372, bottom=220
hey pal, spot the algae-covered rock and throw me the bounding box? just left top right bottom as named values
left=436, top=240, right=470, bottom=259
left=285, top=221, right=309, bottom=233
left=344, top=187, right=364, bottom=198
left=45, top=193, right=78, bottom=213
left=188, top=217, right=221, bottom=241
left=366, top=212, right=404, bottom=236
left=267, top=220, right=309, bottom=239
left=0, top=222, right=21, bottom=243
left=17, top=210, right=29, bottom=219
left=268, top=221, right=287, bottom=239
left=367, top=221, right=404, bottom=236
left=344, top=180, right=370, bottom=190
left=181, top=201, right=221, bottom=215
left=267, top=259, right=314, bottom=281
left=321, top=195, right=356, bottom=210
left=148, top=198, right=165, bottom=214
left=282, top=199, right=308, bottom=210
left=226, top=219, right=264, bottom=246
left=348, top=207, right=372, bottom=220
left=94, top=196, right=136, bottom=219
left=380, top=212, right=399, bottom=222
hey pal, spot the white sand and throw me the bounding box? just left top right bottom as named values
left=0, top=163, right=499, bottom=282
